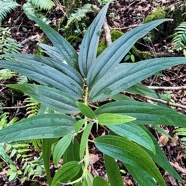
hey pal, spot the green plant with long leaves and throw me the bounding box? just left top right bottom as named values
left=0, top=2, right=186, bottom=185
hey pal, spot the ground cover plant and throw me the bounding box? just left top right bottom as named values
left=0, top=2, right=186, bottom=185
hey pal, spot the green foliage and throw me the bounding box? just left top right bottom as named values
left=24, top=97, right=40, bottom=117
left=0, top=0, right=54, bottom=23
left=65, top=4, right=94, bottom=31
left=0, top=3, right=186, bottom=185
left=29, top=0, right=55, bottom=10
left=0, top=0, right=19, bottom=25
left=172, top=22, right=186, bottom=51
left=144, top=7, right=166, bottom=23
left=174, top=128, right=186, bottom=155
left=0, top=27, right=22, bottom=56
left=0, top=113, right=44, bottom=183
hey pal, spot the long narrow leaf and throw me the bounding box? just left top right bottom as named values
left=104, top=155, right=124, bottom=186
left=53, top=134, right=72, bottom=166
left=43, top=139, right=53, bottom=185
left=78, top=3, right=109, bottom=77
left=95, top=135, right=166, bottom=186
left=93, top=176, right=109, bottom=186
left=95, top=100, right=186, bottom=127
left=141, top=126, right=183, bottom=182
left=126, top=83, right=165, bottom=99
left=8, top=84, right=79, bottom=114
left=125, top=164, right=156, bottom=186
left=87, top=19, right=168, bottom=86
left=51, top=161, right=81, bottom=186
left=30, top=16, right=78, bottom=69
left=6, top=54, right=83, bottom=86
left=0, top=114, right=75, bottom=143
left=0, top=60, right=82, bottom=99
left=90, top=57, right=186, bottom=101
left=108, top=123, right=155, bottom=153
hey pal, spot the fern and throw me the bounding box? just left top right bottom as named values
left=29, top=0, right=55, bottom=10
left=24, top=97, right=40, bottom=118
left=0, top=27, right=22, bottom=56
left=0, top=0, right=19, bottom=25
left=173, top=22, right=186, bottom=51
left=174, top=128, right=186, bottom=155
left=65, top=4, right=93, bottom=30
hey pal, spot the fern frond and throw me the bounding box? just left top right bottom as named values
left=29, top=0, right=55, bottom=10
left=24, top=97, right=40, bottom=117
left=0, top=69, right=15, bottom=80
left=0, top=27, right=22, bottom=56
left=65, top=4, right=93, bottom=29
left=174, top=127, right=186, bottom=154
left=22, top=2, right=36, bottom=18
left=0, top=0, right=19, bottom=24
left=17, top=75, right=29, bottom=84
left=173, top=22, right=186, bottom=51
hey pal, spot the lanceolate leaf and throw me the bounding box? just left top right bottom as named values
left=39, top=44, right=66, bottom=62
left=8, top=84, right=79, bottom=114
left=97, top=113, right=135, bottom=126
left=95, top=100, right=186, bottom=127
left=93, top=176, right=109, bottom=186
left=63, top=139, right=80, bottom=164
left=95, top=135, right=166, bottom=186
left=125, top=164, right=156, bottom=186
left=126, top=83, right=165, bottom=99
left=77, top=102, right=96, bottom=119
left=141, top=126, right=183, bottom=183
left=0, top=60, right=82, bottom=99
left=43, top=139, right=53, bottom=185
left=30, top=16, right=78, bottom=69
left=51, top=161, right=81, bottom=186
left=90, top=57, right=186, bottom=101
left=74, top=119, right=86, bottom=133
left=0, top=114, right=75, bottom=143
left=104, top=155, right=124, bottom=186
left=80, top=123, right=93, bottom=160
left=78, top=3, right=109, bottom=77
left=6, top=54, right=83, bottom=86
left=87, top=19, right=168, bottom=86
left=53, top=134, right=72, bottom=166
left=108, top=123, right=155, bottom=153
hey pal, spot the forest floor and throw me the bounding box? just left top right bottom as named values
left=0, top=0, right=186, bottom=185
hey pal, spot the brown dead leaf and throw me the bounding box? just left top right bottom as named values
left=89, top=154, right=99, bottom=164
left=158, top=135, right=169, bottom=146
left=170, top=136, right=179, bottom=147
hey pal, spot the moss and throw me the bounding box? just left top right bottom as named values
left=97, top=30, right=124, bottom=56
left=97, top=29, right=152, bottom=59
left=131, top=47, right=152, bottom=59
left=144, top=7, right=166, bottom=23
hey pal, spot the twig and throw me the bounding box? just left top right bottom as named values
left=170, top=162, right=186, bottom=174
left=0, top=106, right=27, bottom=109
left=103, top=19, right=112, bottom=46
left=125, top=92, right=186, bottom=110
left=147, top=86, right=186, bottom=90
left=21, top=34, right=42, bottom=45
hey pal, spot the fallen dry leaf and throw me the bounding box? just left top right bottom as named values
left=158, top=135, right=169, bottom=146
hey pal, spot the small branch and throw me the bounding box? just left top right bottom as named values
left=125, top=92, right=186, bottom=110
left=170, top=162, right=186, bottom=174
left=21, top=34, right=43, bottom=45
left=147, top=86, right=186, bottom=90
left=0, top=106, right=26, bottom=109
left=103, top=19, right=112, bottom=46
